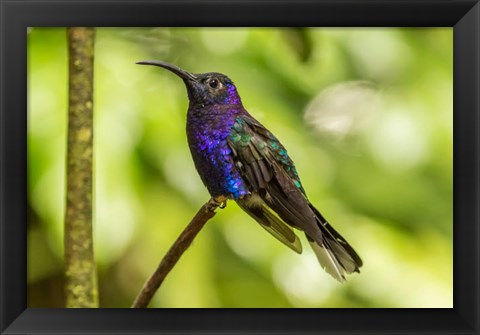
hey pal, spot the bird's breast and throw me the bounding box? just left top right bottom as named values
left=186, top=108, right=249, bottom=198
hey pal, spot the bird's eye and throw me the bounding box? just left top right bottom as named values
left=208, top=79, right=219, bottom=89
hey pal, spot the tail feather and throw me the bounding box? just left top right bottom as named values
left=236, top=194, right=303, bottom=254
left=308, top=204, right=362, bottom=282
left=308, top=238, right=346, bottom=282
left=237, top=192, right=362, bottom=282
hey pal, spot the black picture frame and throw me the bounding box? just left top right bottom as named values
left=1, top=0, right=479, bottom=334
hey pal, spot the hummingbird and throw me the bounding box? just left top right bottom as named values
left=137, top=60, right=362, bottom=282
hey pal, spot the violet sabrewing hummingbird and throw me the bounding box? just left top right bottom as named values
left=137, top=60, right=362, bottom=282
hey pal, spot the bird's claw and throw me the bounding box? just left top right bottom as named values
left=208, top=196, right=227, bottom=211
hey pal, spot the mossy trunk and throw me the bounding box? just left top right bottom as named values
left=64, top=27, right=98, bottom=308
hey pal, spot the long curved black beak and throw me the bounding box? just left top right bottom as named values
left=136, top=60, right=198, bottom=82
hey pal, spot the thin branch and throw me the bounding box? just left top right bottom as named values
left=64, top=27, right=98, bottom=308
left=131, top=198, right=221, bottom=308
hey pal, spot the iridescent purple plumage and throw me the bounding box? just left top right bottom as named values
left=186, top=84, right=249, bottom=199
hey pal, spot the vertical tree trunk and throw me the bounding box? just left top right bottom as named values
left=64, top=27, right=98, bottom=308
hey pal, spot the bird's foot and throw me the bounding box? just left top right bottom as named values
left=208, top=196, right=227, bottom=211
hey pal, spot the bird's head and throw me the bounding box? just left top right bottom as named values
left=136, top=60, right=242, bottom=107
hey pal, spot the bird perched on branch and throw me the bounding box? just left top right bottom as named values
left=137, top=60, right=362, bottom=282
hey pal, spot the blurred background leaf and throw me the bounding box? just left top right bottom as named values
left=27, top=27, right=452, bottom=308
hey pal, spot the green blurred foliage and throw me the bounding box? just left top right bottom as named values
left=27, top=27, right=452, bottom=308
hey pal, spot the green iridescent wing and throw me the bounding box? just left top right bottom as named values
left=227, top=114, right=319, bottom=245
left=228, top=115, right=305, bottom=194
